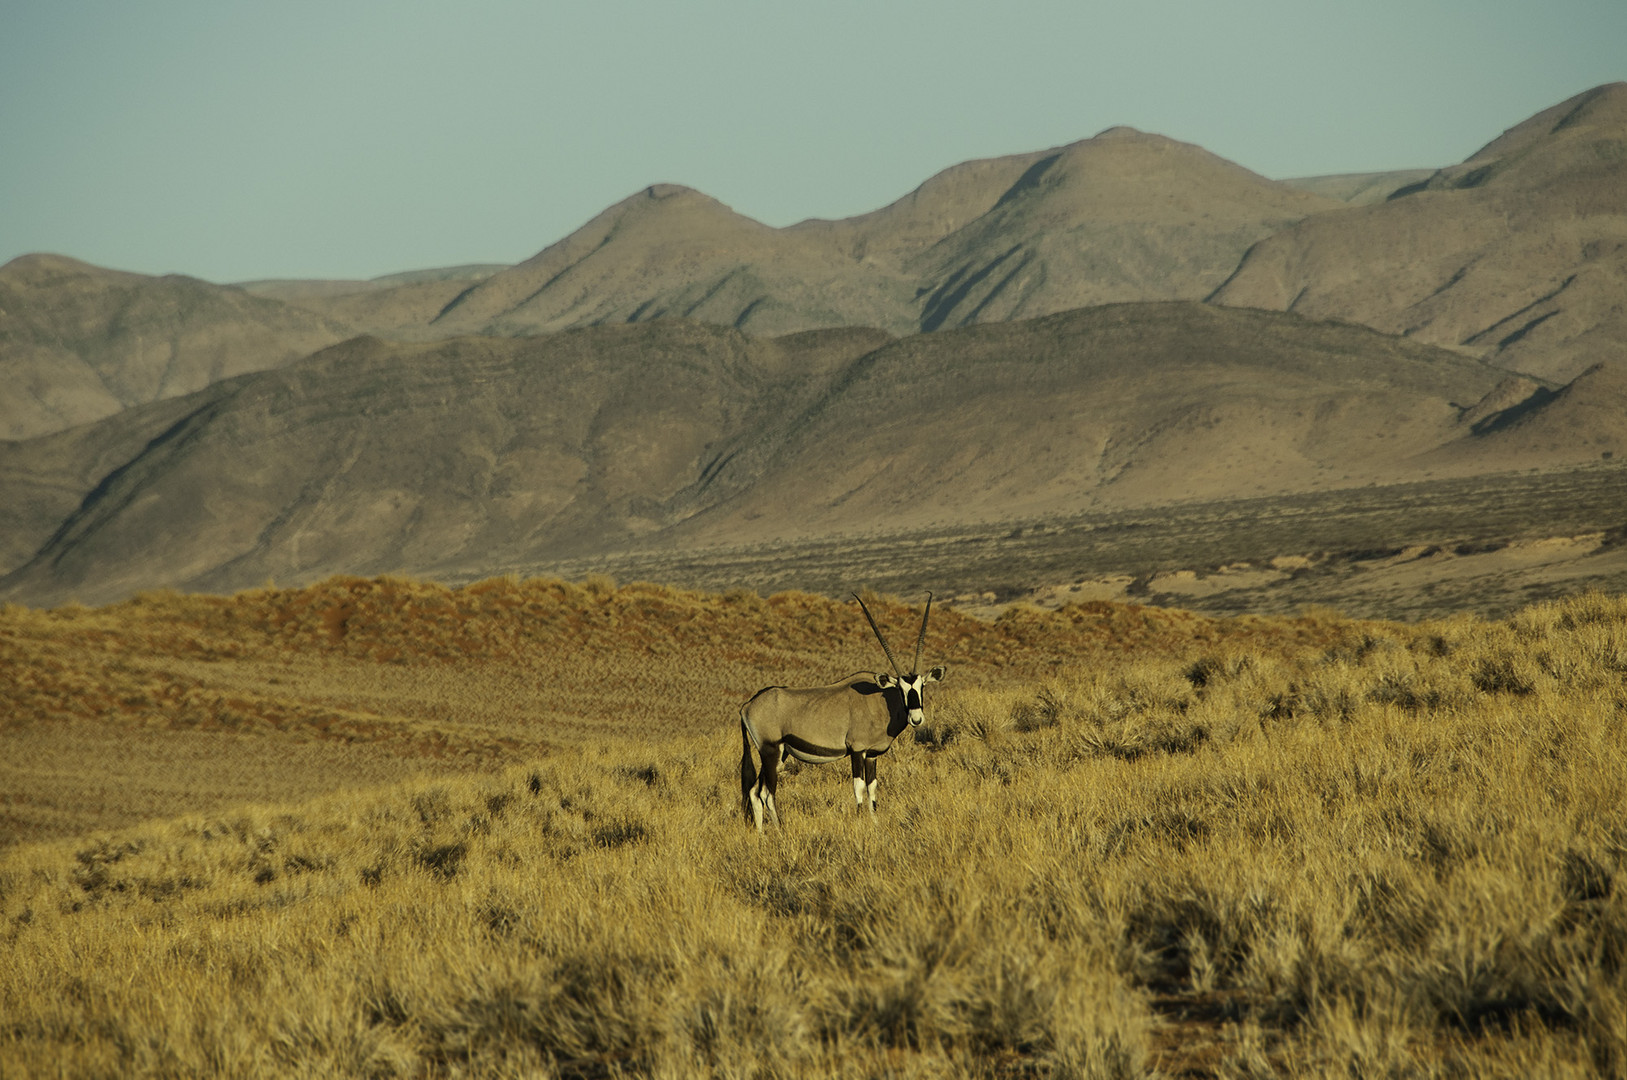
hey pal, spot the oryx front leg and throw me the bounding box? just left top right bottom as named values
left=851, top=752, right=875, bottom=816
left=748, top=776, right=766, bottom=833
left=749, top=741, right=783, bottom=832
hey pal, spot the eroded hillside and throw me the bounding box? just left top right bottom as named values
left=13, top=304, right=1622, bottom=607
left=1212, top=83, right=1627, bottom=383
left=0, top=255, right=352, bottom=439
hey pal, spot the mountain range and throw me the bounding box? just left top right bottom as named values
left=5, top=303, right=1622, bottom=607
left=2, top=83, right=1625, bottom=607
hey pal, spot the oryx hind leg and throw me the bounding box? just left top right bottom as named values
left=758, top=743, right=782, bottom=828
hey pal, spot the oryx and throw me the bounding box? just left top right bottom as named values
left=739, top=593, right=945, bottom=831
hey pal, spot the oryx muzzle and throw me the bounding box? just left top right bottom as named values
left=738, top=593, right=946, bottom=831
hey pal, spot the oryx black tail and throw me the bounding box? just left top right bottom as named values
left=739, top=714, right=758, bottom=824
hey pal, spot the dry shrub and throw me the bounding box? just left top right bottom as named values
left=915, top=685, right=1013, bottom=747
left=1013, top=684, right=1072, bottom=732
left=1290, top=659, right=1366, bottom=724
left=1044, top=964, right=1150, bottom=1080
left=1052, top=663, right=1209, bottom=763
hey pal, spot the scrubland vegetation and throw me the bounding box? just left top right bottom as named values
left=2, top=582, right=1626, bottom=1077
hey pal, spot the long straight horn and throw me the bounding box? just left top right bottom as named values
left=852, top=592, right=903, bottom=677
left=913, top=592, right=933, bottom=675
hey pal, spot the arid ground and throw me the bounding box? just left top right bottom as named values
left=3, top=580, right=1625, bottom=1077
left=519, top=462, right=1627, bottom=623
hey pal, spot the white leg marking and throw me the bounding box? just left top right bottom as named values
left=765, top=791, right=780, bottom=827
left=866, top=778, right=878, bottom=813
left=852, top=776, right=866, bottom=809
left=749, top=786, right=764, bottom=832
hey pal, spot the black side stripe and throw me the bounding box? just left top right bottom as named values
left=782, top=733, right=848, bottom=759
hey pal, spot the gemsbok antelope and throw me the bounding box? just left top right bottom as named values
left=739, top=592, right=945, bottom=831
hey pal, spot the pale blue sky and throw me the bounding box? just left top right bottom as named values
left=2, top=0, right=1621, bottom=283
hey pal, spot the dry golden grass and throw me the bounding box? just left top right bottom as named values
left=2, top=583, right=1625, bottom=1076
left=0, top=576, right=1346, bottom=845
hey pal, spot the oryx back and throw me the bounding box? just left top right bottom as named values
left=742, top=673, right=896, bottom=765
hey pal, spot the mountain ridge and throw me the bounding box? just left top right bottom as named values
left=0, top=255, right=354, bottom=440
left=8, top=85, right=1625, bottom=441
left=1210, top=82, right=1627, bottom=382
left=8, top=304, right=1621, bottom=609
left=429, top=128, right=1339, bottom=340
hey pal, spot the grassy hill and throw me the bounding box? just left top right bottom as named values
left=2, top=581, right=1625, bottom=1077
left=0, top=576, right=1337, bottom=845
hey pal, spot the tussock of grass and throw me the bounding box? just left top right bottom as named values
left=3, top=591, right=1626, bottom=1075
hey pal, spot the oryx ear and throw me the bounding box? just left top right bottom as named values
left=926, top=665, right=946, bottom=683
left=876, top=672, right=896, bottom=687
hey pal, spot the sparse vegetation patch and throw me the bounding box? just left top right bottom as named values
left=2, top=587, right=1625, bottom=1075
